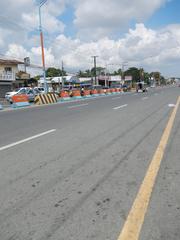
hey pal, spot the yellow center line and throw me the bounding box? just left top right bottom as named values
left=117, top=96, right=180, bottom=240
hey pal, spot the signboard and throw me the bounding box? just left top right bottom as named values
left=125, top=76, right=132, bottom=81
left=109, top=76, right=122, bottom=82
left=12, top=94, right=28, bottom=103
left=24, top=57, right=30, bottom=66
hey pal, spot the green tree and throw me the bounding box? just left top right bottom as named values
left=46, top=67, right=66, bottom=77
left=91, top=67, right=105, bottom=76
left=124, top=67, right=140, bottom=83
left=78, top=69, right=92, bottom=77
left=34, top=75, right=40, bottom=81
left=144, top=72, right=150, bottom=84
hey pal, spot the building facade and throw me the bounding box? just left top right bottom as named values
left=0, top=59, right=24, bottom=98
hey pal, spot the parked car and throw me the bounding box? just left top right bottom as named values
left=5, top=88, right=30, bottom=102
left=5, top=89, right=20, bottom=102
left=5, top=88, right=40, bottom=103
left=34, top=87, right=45, bottom=93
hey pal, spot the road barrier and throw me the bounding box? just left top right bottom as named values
left=0, top=104, right=3, bottom=110
left=90, top=89, right=99, bottom=96
left=12, top=94, right=30, bottom=108
left=98, top=89, right=106, bottom=95
left=83, top=90, right=91, bottom=97
left=112, top=88, right=116, bottom=93
left=71, top=90, right=82, bottom=99
left=59, top=91, right=71, bottom=101
left=34, top=93, right=58, bottom=105
left=105, top=89, right=111, bottom=94
left=131, top=87, right=136, bottom=92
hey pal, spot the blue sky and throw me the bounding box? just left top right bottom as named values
left=146, top=0, right=180, bottom=29
left=56, top=0, right=180, bottom=39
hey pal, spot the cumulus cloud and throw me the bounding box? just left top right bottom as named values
left=1, top=0, right=179, bottom=76
left=42, top=24, right=179, bottom=74
left=74, top=0, right=168, bottom=39
left=5, top=23, right=180, bottom=76
left=0, top=0, right=67, bottom=52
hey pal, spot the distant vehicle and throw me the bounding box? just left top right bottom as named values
left=88, top=85, right=103, bottom=90
left=34, top=87, right=45, bottom=93
left=110, top=84, right=121, bottom=88
left=5, top=88, right=40, bottom=103
left=136, top=82, right=148, bottom=92
left=122, top=84, right=128, bottom=91
left=100, top=86, right=109, bottom=93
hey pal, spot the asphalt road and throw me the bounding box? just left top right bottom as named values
left=0, top=86, right=179, bottom=240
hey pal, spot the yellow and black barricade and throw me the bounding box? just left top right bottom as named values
left=34, top=93, right=58, bottom=105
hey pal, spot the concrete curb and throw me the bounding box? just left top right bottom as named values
left=58, top=97, right=72, bottom=102
left=12, top=102, right=30, bottom=108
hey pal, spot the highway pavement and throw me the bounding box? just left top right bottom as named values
left=0, top=86, right=179, bottom=240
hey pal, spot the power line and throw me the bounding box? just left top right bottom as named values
left=0, top=14, right=37, bottom=33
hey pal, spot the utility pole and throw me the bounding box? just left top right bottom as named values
left=91, top=56, right=98, bottom=86
left=121, top=62, right=128, bottom=84
left=61, top=61, right=64, bottom=89
left=105, top=67, right=107, bottom=87
left=24, top=57, right=30, bottom=73
left=38, top=0, right=48, bottom=93
left=104, top=63, right=109, bottom=87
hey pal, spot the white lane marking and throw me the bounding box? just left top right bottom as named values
left=112, top=96, right=122, bottom=100
left=0, top=129, right=56, bottom=152
left=142, top=97, right=148, bottom=100
left=113, top=104, right=128, bottom=110
left=68, top=103, right=89, bottom=109
left=168, top=104, right=175, bottom=108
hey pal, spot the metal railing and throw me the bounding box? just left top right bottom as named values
left=0, top=72, right=15, bottom=81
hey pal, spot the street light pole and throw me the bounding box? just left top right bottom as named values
left=121, top=62, right=128, bottom=84
left=61, top=60, right=64, bottom=89
left=91, top=56, right=98, bottom=86
left=38, top=0, right=48, bottom=93
left=105, top=67, right=107, bottom=87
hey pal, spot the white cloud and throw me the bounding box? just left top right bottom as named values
left=74, top=0, right=168, bottom=39
left=0, top=0, right=67, bottom=52
left=4, top=23, right=180, bottom=76
left=6, top=44, right=29, bottom=59
left=1, top=0, right=180, bottom=77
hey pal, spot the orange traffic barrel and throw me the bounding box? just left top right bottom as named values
left=72, top=90, right=82, bottom=98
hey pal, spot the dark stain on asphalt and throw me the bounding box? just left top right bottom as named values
left=54, top=198, right=68, bottom=208
left=31, top=181, right=40, bottom=188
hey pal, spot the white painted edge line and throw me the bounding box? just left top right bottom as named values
left=68, top=103, right=89, bottom=109
left=168, top=104, right=176, bottom=108
left=142, top=97, right=149, bottom=100
left=0, top=129, right=56, bottom=152
left=112, top=96, right=122, bottom=100
left=113, top=104, right=128, bottom=110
